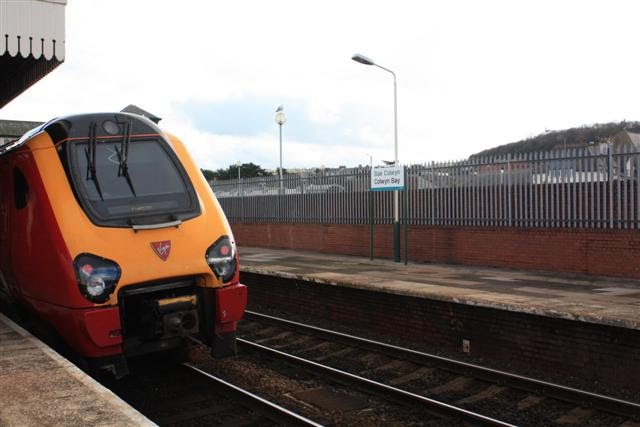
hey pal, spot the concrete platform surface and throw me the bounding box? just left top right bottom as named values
left=0, top=313, right=154, bottom=426
left=238, top=246, right=640, bottom=331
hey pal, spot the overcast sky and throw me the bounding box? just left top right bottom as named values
left=2, top=0, right=640, bottom=171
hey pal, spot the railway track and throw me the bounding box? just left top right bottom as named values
left=104, top=343, right=475, bottom=426
left=238, top=337, right=514, bottom=426
left=239, top=310, right=640, bottom=426
left=100, top=354, right=321, bottom=426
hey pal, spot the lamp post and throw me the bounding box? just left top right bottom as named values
left=275, top=105, right=287, bottom=194
left=366, top=153, right=374, bottom=260
left=236, top=161, right=243, bottom=221
left=236, top=161, right=241, bottom=190
left=352, top=53, right=401, bottom=262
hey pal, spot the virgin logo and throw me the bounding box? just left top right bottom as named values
left=150, top=240, right=171, bottom=261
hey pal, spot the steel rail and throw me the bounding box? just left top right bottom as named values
left=183, top=363, right=323, bottom=427
left=238, top=338, right=515, bottom=427
left=245, top=310, right=640, bottom=420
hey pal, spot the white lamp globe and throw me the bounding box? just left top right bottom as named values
left=275, top=111, right=287, bottom=125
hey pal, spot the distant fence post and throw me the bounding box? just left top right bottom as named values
left=507, top=153, right=512, bottom=227
left=369, top=170, right=374, bottom=261
left=608, top=146, right=613, bottom=229
left=404, top=165, right=408, bottom=265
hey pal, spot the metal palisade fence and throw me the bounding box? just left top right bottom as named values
left=211, top=145, right=640, bottom=229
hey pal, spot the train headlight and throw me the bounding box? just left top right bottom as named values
left=205, top=236, right=237, bottom=283
left=86, top=276, right=106, bottom=297
left=74, top=254, right=121, bottom=303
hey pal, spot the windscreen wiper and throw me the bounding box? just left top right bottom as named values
left=115, top=120, right=136, bottom=196
left=84, top=121, right=104, bottom=200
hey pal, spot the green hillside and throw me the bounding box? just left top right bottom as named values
left=471, top=121, right=640, bottom=158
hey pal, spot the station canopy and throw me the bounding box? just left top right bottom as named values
left=0, top=0, right=66, bottom=108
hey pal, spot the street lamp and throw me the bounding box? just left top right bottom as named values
left=352, top=53, right=401, bottom=262
left=366, top=153, right=373, bottom=170
left=235, top=161, right=243, bottom=220
left=275, top=105, right=287, bottom=194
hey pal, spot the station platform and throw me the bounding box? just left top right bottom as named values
left=238, top=246, right=640, bottom=331
left=0, top=313, right=153, bottom=426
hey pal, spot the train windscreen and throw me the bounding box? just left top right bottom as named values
left=67, top=137, right=200, bottom=227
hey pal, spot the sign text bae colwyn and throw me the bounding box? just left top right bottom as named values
left=371, top=165, right=404, bottom=191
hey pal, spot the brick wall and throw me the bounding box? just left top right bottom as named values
left=231, top=222, right=640, bottom=279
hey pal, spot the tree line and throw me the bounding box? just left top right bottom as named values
left=201, top=162, right=287, bottom=181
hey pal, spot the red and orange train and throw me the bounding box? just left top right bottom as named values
left=0, top=112, right=246, bottom=377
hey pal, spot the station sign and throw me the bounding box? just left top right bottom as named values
left=371, top=165, right=405, bottom=191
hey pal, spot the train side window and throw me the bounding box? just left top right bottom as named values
left=14, top=168, right=30, bottom=210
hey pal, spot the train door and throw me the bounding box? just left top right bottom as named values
left=0, top=157, right=14, bottom=300
left=5, top=151, right=43, bottom=304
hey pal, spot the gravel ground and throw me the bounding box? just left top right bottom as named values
left=190, top=344, right=461, bottom=426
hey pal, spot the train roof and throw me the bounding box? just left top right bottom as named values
left=0, top=112, right=165, bottom=157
